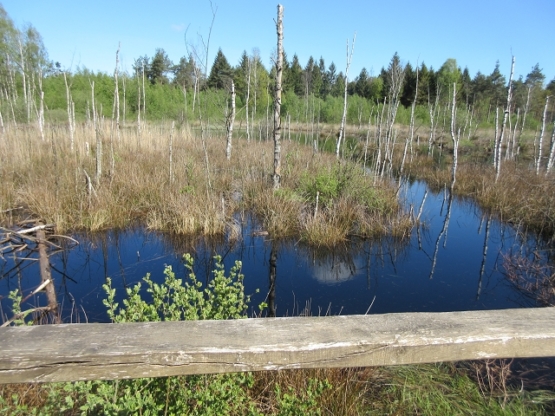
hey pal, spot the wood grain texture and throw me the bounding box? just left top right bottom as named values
left=1, top=308, right=554, bottom=384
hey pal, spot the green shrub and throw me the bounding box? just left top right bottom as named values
left=40, top=254, right=263, bottom=415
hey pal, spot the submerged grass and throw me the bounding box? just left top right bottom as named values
left=0, top=122, right=411, bottom=247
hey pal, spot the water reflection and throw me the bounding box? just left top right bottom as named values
left=0, top=180, right=552, bottom=323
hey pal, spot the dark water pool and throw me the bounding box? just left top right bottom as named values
left=1, top=180, right=548, bottom=323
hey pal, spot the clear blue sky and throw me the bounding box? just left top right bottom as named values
left=4, top=0, right=554, bottom=84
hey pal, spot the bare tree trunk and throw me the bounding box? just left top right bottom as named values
left=519, top=85, right=532, bottom=142
left=136, top=70, right=141, bottom=140
left=246, top=56, right=251, bottom=142
left=253, top=53, right=258, bottom=130
left=142, top=64, right=146, bottom=122
left=0, top=110, right=4, bottom=139
left=510, top=108, right=520, bottom=160
left=226, top=81, right=236, bottom=160
left=408, top=67, right=419, bottom=163
left=90, top=80, right=96, bottom=131
left=493, top=107, right=499, bottom=167
left=37, top=228, right=60, bottom=324
left=63, top=72, right=75, bottom=150
left=122, top=74, right=126, bottom=126
left=17, top=35, right=29, bottom=123
left=169, top=121, right=175, bottom=183
left=113, top=43, right=121, bottom=141
left=336, top=34, right=356, bottom=159
left=37, top=68, right=45, bottom=141
left=546, top=119, right=555, bottom=174
left=450, top=83, right=460, bottom=187
left=536, top=96, right=550, bottom=175
left=95, top=123, right=102, bottom=186
left=272, top=4, right=284, bottom=189
left=494, top=56, right=514, bottom=182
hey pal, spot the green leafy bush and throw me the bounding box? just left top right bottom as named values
left=40, top=254, right=262, bottom=415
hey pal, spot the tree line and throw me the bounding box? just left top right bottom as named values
left=0, top=4, right=553, bottom=130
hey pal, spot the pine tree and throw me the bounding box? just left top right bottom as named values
left=207, top=49, right=233, bottom=90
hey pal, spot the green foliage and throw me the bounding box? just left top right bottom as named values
left=274, top=378, right=331, bottom=416
left=38, top=254, right=262, bottom=415
left=298, top=167, right=340, bottom=208
left=297, top=163, right=389, bottom=214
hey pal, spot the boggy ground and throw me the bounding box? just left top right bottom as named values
left=2, top=122, right=555, bottom=414
left=0, top=122, right=412, bottom=247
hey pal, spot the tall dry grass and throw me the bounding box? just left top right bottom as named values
left=0, top=122, right=412, bottom=246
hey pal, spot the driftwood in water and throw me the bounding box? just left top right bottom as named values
left=0, top=222, right=77, bottom=325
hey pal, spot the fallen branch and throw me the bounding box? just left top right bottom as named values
left=0, top=306, right=52, bottom=328
left=17, top=224, right=55, bottom=235
left=1, top=207, right=23, bottom=214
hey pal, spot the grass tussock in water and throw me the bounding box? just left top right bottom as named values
left=0, top=123, right=411, bottom=246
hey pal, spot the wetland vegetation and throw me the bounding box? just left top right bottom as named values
left=1, top=3, right=555, bottom=414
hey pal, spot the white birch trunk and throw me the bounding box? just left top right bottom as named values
left=246, top=57, right=251, bottom=142
left=136, top=70, right=141, bottom=139
left=546, top=120, right=555, bottom=174
left=17, top=35, right=29, bottom=123
left=63, top=72, right=75, bottom=150
left=272, top=5, right=284, bottom=189
left=225, top=81, right=236, bottom=160
left=169, top=121, right=175, bottom=183
left=113, top=43, right=121, bottom=141
left=90, top=80, right=96, bottom=131
left=37, top=68, right=45, bottom=141
left=450, top=83, right=460, bottom=187
left=408, top=67, right=419, bottom=163
left=495, top=56, right=514, bottom=182
left=336, top=34, right=356, bottom=159
left=536, top=96, right=550, bottom=175
left=142, top=64, right=146, bottom=121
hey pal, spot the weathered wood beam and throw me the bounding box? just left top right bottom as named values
left=1, top=308, right=554, bottom=384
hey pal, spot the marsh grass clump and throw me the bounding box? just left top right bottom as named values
left=0, top=123, right=411, bottom=247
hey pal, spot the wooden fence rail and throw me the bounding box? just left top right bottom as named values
left=1, top=307, right=554, bottom=384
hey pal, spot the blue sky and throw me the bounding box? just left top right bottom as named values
left=4, top=0, right=554, bottom=84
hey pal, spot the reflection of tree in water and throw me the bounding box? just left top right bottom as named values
left=476, top=213, right=492, bottom=299
left=429, top=188, right=453, bottom=280
left=268, top=244, right=277, bottom=317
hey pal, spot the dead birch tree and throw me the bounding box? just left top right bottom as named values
left=169, top=121, right=175, bottom=183
left=450, top=83, right=460, bottom=187
left=272, top=4, right=284, bottom=189
left=136, top=68, right=141, bottom=139
left=225, top=80, right=236, bottom=160
left=36, top=67, right=44, bottom=141
left=546, top=119, right=555, bottom=175
left=494, top=56, right=514, bottom=182
left=336, top=34, right=356, bottom=159
left=536, top=96, right=550, bottom=175
left=63, top=72, right=75, bottom=150
left=17, top=34, right=29, bottom=123
left=112, top=43, right=121, bottom=141
left=245, top=56, right=252, bottom=142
